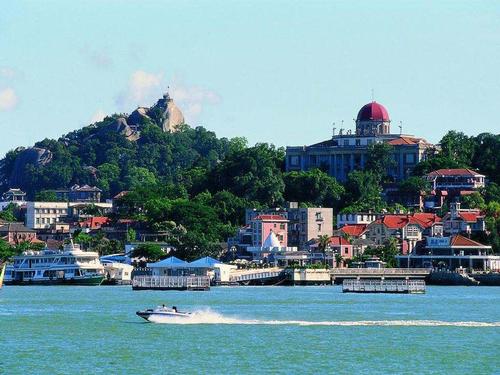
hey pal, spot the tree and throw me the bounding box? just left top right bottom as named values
left=366, top=142, right=396, bottom=179
left=342, top=170, right=385, bottom=212
left=364, top=238, right=400, bottom=268
left=462, top=192, right=485, bottom=210
left=0, top=238, right=15, bottom=261
left=335, top=253, right=344, bottom=268
left=132, top=243, right=165, bottom=262
left=0, top=203, right=18, bottom=222
left=440, top=130, right=476, bottom=167
left=317, top=234, right=330, bottom=265
left=399, top=176, right=430, bottom=195
left=73, top=231, right=93, bottom=250
left=35, top=190, right=59, bottom=202
left=284, top=169, right=344, bottom=209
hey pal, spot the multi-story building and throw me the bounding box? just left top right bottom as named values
left=250, top=214, right=288, bottom=247
left=245, top=204, right=333, bottom=249
left=54, top=184, right=102, bottom=203
left=442, top=202, right=486, bottom=235
left=286, top=101, right=433, bottom=182
left=426, top=169, right=486, bottom=193
left=25, top=202, right=69, bottom=229
left=336, top=212, right=379, bottom=228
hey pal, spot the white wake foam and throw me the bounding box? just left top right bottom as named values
left=147, top=309, right=500, bottom=327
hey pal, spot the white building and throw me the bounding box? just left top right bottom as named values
left=26, top=202, right=69, bottom=229
left=336, top=212, right=379, bottom=228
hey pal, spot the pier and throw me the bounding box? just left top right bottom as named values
left=331, top=268, right=431, bottom=284
left=342, top=279, right=426, bottom=294
left=132, top=276, right=210, bottom=291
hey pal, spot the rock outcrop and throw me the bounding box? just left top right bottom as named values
left=9, top=147, right=53, bottom=187
left=149, top=92, right=185, bottom=132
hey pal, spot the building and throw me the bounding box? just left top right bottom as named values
left=2, top=188, right=26, bottom=203
left=25, top=202, right=69, bottom=229
left=0, top=222, right=39, bottom=245
left=54, top=184, right=102, bottom=203
left=366, top=215, right=425, bottom=253
left=244, top=204, right=333, bottom=249
left=287, top=206, right=333, bottom=248
left=397, top=235, right=499, bottom=271
left=250, top=214, right=288, bottom=248
left=336, top=212, right=379, bottom=228
left=286, top=101, right=433, bottom=182
left=442, top=202, right=485, bottom=235
left=426, top=168, right=486, bottom=194
left=311, top=235, right=353, bottom=268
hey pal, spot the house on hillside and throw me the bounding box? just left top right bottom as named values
left=442, top=202, right=485, bottom=235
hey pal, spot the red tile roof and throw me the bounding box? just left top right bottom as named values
left=328, top=236, right=351, bottom=246
left=79, top=216, right=110, bottom=229
left=387, top=137, right=420, bottom=146
left=427, top=168, right=484, bottom=177
left=254, top=214, right=288, bottom=221
left=412, top=213, right=441, bottom=228
left=450, top=235, right=486, bottom=247
left=340, top=224, right=368, bottom=237
left=458, top=212, right=481, bottom=222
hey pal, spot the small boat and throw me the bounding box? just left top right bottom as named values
left=136, top=305, right=191, bottom=322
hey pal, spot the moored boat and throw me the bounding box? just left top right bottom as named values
left=3, top=242, right=105, bottom=286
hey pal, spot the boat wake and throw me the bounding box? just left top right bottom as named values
left=147, top=309, right=500, bottom=327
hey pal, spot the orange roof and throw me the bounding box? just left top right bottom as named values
left=450, top=235, right=486, bottom=247
left=254, top=215, right=288, bottom=221
left=387, top=137, right=419, bottom=146
left=458, top=212, right=481, bottom=222
left=412, top=213, right=441, bottom=228
left=382, top=215, right=411, bottom=229
left=328, top=236, right=351, bottom=246
left=427, top=168, right=484, bottom=177
left=340, top=224, right=367, bottom=237
left=79, top=216, right=110, bottom=229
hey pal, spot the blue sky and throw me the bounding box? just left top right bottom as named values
left=0, top=0, right=499, bottom=156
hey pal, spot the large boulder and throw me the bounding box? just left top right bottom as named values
left=99, top=117, right=140, bottom=141
left=127, top=107, right=151, bottom=126
left=148, top=92, right=185, bottom=132
left=9, top=147, right=53, bottom=187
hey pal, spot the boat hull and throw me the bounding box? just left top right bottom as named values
left=136, top=309, right=191, bottom=322
left=4, top=275, right=104, bottom=286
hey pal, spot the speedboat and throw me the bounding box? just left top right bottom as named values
left=136, top=306, right=191, bottom=322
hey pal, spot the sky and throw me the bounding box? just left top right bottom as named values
left=0, top=0, right=499, bottom=156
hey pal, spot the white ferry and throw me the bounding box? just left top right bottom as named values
left=4, top=242, right=105, bottom=286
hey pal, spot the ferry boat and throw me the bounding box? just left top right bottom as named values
left=4, top=242, right=105, bottom=286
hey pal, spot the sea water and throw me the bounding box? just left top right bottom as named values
left=0, top=285, right=499, bottom=374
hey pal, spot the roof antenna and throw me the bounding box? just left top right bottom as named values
left=371, top=89, right=375, bottom=102
left=399, top=121, right=403, bottom=135
left=332, top=122, right=336, bottom=137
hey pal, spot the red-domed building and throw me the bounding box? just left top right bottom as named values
left=285, top=101, right=433, bottom=182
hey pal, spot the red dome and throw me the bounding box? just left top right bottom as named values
left=356, top=101, right=390, bottom=122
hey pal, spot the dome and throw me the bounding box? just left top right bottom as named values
left=356, top=101, right=390, bottom=122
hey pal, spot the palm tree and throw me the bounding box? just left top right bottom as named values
left=335, top=253, right=344, bottom=268
left=317, top=234, right=330, bottom=267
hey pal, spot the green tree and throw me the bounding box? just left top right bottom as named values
left=0, top=203, right=18, bottom=222
left=35, top=190, right=59, bottom=202
left=366, top=142, right=396, bottom=179
left=462, top=192, right=485, bottom=210
left=284, top=169, right=344, bottom=209
left=131, top=243, right=165, bottom=262
left=342, top=170, right=385, bottom=212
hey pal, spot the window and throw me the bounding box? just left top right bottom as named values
left=344, top=247, right=349, bottom=254
left=343, top=140, right=349, bottom=146
left=290, top=156, right=299, bottom=166
left=355, top=139, right=361, bottom=146
left=317, top=224, right=322, bottom=232
left=280, top=224, right=285, bottom=230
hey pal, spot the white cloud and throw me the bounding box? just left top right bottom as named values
left=90, top=109, right=106, bottom=123
left=115, top=70, right=164, bottom=110
left=0, top=87, right=18, bottom=111
left=170, top=82, right=221, bottom=124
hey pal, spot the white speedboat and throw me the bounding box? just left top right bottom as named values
left=136, top=305, right=191, bottom=321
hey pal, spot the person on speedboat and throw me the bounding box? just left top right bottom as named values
left=172, top=306, right=177, bottom=312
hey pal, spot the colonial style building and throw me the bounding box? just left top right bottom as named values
left=426, top=168, right=486, bottom=193
left=286, top=101, right=433, bottom=182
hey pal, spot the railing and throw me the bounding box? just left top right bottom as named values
left=331, top=268, right=431, bottom=275
left=229, top=269, right=283, bottom=282
left=343, top=279, right=426, bottom=293
left=132, top=275, right=210, bottom=289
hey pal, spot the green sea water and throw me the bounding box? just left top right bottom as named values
left=0, top=285, right=499, bottom=374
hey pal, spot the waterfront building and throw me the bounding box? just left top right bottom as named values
left=241, top=203, right=333, bottom=249
left=250, top=214, right=288, bottom=248
left=396, top=235, right=500, bottom=271
left=286, top=101, right=433, bottom=182
left=310, top=235, right=353, bottom=267
left=247, top=231, right=296, bottom=262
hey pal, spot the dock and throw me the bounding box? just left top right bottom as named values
left=331, top=268, right=431, bottom=284
left=132, top=276, right=210, bottom=291
left=342, top=279, right=426, bottom=294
